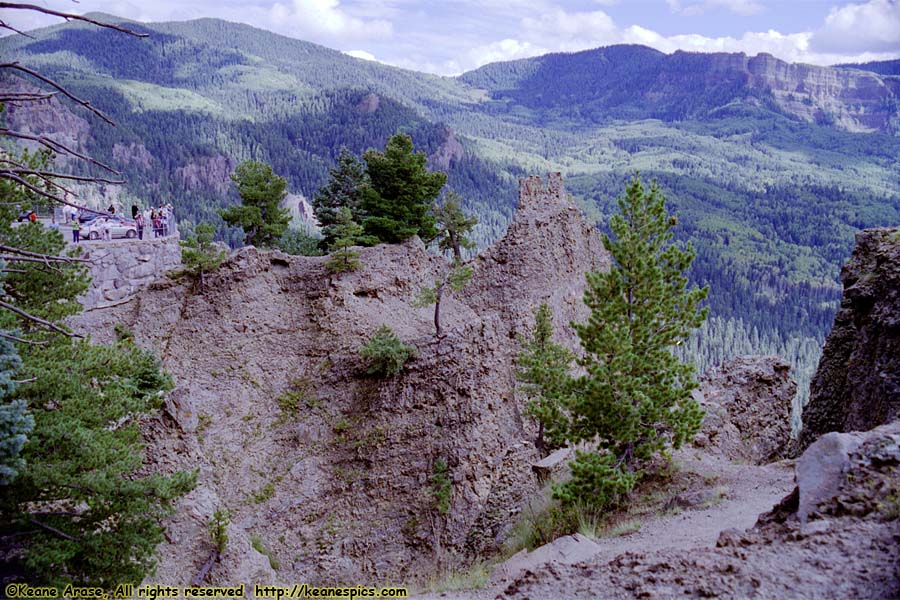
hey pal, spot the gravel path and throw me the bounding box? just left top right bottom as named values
left=583, top=452, right=795, bottom=564
left=415, top=450, right=796, bottom=599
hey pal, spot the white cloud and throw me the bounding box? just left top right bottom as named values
left=344, top=49, right=377, bottom=61
left=811, top=0, right=900, bottom=53
left=1, top=0, right=393, bottom=46
left=260, top=0, right=392, bottom=43
left=667, top=0, right=765, bottom=16
left=464, top=38, right=548, bottom=70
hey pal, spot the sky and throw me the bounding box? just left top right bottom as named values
left=4, top=0, right=900, bottom=75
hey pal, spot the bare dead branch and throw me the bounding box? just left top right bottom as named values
left=0, top=163, right=78, bottom=197
left=0, top=244, right=89, bottom=262
left=0, top=129, right=120, bottom=174
left=192, top=550, right=220, bottom=586
left=0, top=298, right=83, bottom=338
left=0, top=255, right=88, bottom=265
left=0, top=331, right=47, bottom=345
left=1, top=172, right=113, bottom=216
left=1, top=62, right=115, bottom=125
left=28, top=518, right=81, bottom=542
left=0, top=4, right=149, bottom=37
left=29, top=511, right=81, bottom=517
left=0, top=18, right=35, bottom=38
left=13, top=376, right=37, bottom=383
left=0, top=91, right=55, bottom=102
left=0, top=167, right=124, bottom=185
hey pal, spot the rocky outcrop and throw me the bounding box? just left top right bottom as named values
left=70, top=173, right=609, bottom=585
left=501, top=420, right=900, bottom=600
left=429, top=128, right=465, bottom=171
left=77, top=237, right=183, bottom=309
left=800, top=227, right=900, bottom=450
left=693, top=356, right=795, bottom=464
left=281, top=193, right=318, bottom=227
left=468, top=172, right=609, bottom=348
left=112, top=142, right=154, bottom=170
left=1, top=76, right=91, bottom=160
left=175, top=155, right=234, bottom=195
left=744, top=53, right=899, bottom=133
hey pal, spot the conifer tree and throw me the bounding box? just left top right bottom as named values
left=220, top=161, right=291, bottom=248
left=557, top=176, right=708, bottom=508
left=362, top=134, right=446, bottom=244
left=0, top=157, right=195, bottom=587
left=413, top=262, right=472, bottom=338
left=516, top=304, right=574, bottom=457
left=312, top=148, right=372, bottom=247
left=433, top=190, right=479, bottom=262
left=325, top=207, right=366, bottom=273
left=181, top=222, right=226, bottom=290
left=359, top=325, right=416, bottom=377
left=0, top=336, right=32, bottom=485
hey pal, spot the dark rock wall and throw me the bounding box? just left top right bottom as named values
left=800, top=227, right=900, bottom=450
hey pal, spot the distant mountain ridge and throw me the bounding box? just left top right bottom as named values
left=462, top=45, right=900, bottom=133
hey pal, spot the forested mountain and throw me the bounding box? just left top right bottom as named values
left=2, top=14, right=899, bottom=416
left=836, top=58, right=900, bottom=76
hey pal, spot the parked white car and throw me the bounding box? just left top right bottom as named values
left=82, top=216, right=138, bottom=240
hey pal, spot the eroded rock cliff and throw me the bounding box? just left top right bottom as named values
left=800, top=227, right=900, bottom=450
left=71, top=173, right=608, bottom=585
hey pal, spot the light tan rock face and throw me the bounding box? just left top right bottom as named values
left=71, top=173, right=609, bottom=585
left=696, top=51, right=899, bottom=133
left=746, top=54, right=897, bottom=133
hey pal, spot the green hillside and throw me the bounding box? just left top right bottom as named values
left=3, top=15, right=900, bottom=415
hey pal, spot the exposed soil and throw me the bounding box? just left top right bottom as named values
left=576, top=451, right=795, bottom=566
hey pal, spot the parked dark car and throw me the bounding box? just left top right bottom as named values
left=78, top=211, right=103, bottom=225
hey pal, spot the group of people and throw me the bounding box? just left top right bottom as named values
left=67, top=203, right=176, bottom=243
left=131, top=204, right=174, bottom=240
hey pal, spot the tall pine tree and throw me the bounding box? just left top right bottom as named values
left=362, top=134, right=446, bottom=244
left=516, top=304, right=573, bottom=458
left=0, top=156, right=195, bottom=587
left=220, top=161, right=291, bottom=248
left=556, top=176, right=708, bottom=508
left=312, top=148, right=372, bottom=248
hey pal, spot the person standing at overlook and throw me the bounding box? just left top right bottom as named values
left=135, top=211, right=145, bottom=240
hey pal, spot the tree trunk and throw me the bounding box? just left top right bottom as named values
left=623, top=442, right=635, bottom=472
left=434, top=284, right=444, bottom=337
left=536, top=421, right=547, bottom=458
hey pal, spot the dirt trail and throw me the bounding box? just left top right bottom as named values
left=584, top=452, right=794, bottom=564
left=415, top=450, right=796, bottom=599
